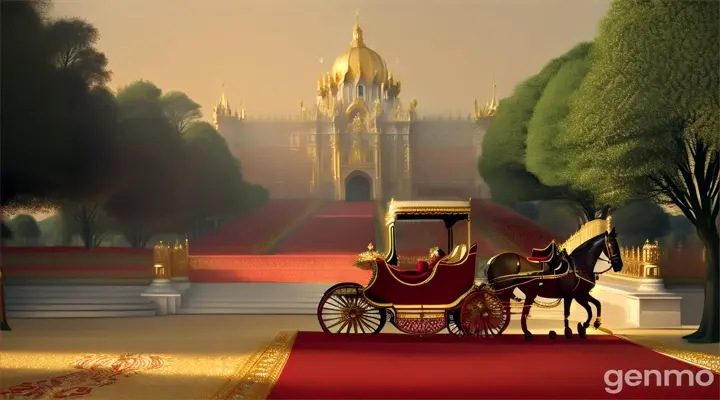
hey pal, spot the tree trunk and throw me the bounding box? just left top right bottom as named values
left=124, top=229, right=151, bottom=249
left=684, top=222, right=720, bottom=343
left=0, top=268, right=11, bottom=331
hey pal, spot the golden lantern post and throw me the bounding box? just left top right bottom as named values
left=143, top=241, right=181, bottom=315
left=641, top=239, right=661, bottom=278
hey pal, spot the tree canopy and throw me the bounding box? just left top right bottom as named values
left=1, top=3, right=268, bottom=248
left=1, top=1, right=120, bottom=209
left=103, top=82, right=249, bottom=247
left=179, top=121, right=258, bottom=236
left=478, top=43, right=593, bottom=206
left=524, top=43, right=601, bottom=220
left=526, top=43, right=591, bottom=187
left=7, top=214, right=42, bottom=244
left=560, top=0, right=719, bottom=343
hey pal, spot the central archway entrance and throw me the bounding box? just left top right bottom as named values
left=344, top=171, right=372, bottom=202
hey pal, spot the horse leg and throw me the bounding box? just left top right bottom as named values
left=521, top=291, right=537, bottom=341
left=563, top=296, right=573, bottom=339
left=588, top=295, right=603, bottom=329
left=574, top=296, right=593, bottom=339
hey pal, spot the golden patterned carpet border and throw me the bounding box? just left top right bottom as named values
left=616, top=335, right=720, bottom=374
left=210, top=331, right=298, bottom=400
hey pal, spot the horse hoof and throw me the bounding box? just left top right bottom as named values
left=564, top=327, right=573, bottom=339
left=593, top=320, right=601, bottom=329
left=548, top=331, right=557, bottom=340
left=577, top=322, right=587, bottom=339
left=583, top=322, right=590, bottom=329
left=524, top=332, right=533, bottom=341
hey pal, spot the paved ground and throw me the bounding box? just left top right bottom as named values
left=0, top=316, right=715, bottom=400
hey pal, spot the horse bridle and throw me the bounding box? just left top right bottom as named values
left=597, top=233, right=621, bottom=274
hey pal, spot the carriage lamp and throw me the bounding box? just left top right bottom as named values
left=641, top=240, right=661, bottom=278
left=153, top=264, right=167, bottom=279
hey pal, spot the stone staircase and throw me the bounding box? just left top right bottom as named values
left=5, top=285, right=157, bottom=318
left=178, top=283, right=332, bottom=314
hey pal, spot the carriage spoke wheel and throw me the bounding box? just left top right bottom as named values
left=446, top=308, right=465, bottom=336
left=317, top=283, right=386, bottom=335
left=459, top=290, right=511, bottom=337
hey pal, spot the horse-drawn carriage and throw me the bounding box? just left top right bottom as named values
left=317, top=199, right=624, bottom=339
left=317, top=200, right=510, bottom=336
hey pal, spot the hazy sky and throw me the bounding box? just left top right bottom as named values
left=52, top=0, right=611, bottom=119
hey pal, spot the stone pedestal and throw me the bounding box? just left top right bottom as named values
left=142, top=279, right=181, bottom=316
left=171, top=277, right=191, bottom=296
left=590, top=276, right=683, bottom=329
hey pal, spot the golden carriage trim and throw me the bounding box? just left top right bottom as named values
left=354, top=243, right=384, bottom=268
left=211, top=331, right=297, bottom=400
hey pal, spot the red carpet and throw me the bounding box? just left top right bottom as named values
left=268, top=332, right=719, bottom=399
left=188, top=254, right=371, bottom=283
left=190, top=200, right=317, bottom=255
left=274, top=202, right=376, bottom=254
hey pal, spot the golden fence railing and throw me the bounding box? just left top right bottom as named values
left=611, top=239, right=706, bottom=279
left=152, top=240, right=189, bottom=280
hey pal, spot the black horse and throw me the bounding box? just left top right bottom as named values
left=485, top=228, right=623, bottom=340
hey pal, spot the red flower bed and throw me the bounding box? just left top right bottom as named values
left=190, top=199, right=318, bottom=255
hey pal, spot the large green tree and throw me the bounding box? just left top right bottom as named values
left=179, top=121, right=268, bottom=238
left=103, top=81, right=190, bottom=248
left=1, top=1, right=119, bottom=210
left=525, top=43, right=603, bottom=220
left=45, top=18, right=111, bottom=87
left=7, top=214, right=42, bottom=245
left=561, top=0, right=719, bottom=343
left=478, top=43, right=592, bottom=205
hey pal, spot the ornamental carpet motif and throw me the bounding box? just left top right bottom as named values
left=0, top=353, right=166, bottom=399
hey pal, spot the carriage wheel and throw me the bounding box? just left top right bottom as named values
left=317, top=283, right=386, bottom=335
left=459, top=290, right=511, bottom=337
left=446, top=308, right=465, bottom=336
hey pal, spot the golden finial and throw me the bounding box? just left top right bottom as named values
left=351, top=9, right=365, bottom=47
left=490, top=82, right=498, bottom=108
left=606, top=215, right=613, bottom=233
left=217, top=82, right=230, bottom=111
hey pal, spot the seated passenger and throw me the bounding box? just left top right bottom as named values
left=416, top=246, right=446, bottom=273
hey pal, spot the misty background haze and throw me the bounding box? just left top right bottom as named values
left=51, top=0, right=611, bottom=119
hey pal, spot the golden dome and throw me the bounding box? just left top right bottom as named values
left=331, top=20, right=388, bottom=84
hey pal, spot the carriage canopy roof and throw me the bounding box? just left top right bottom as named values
left=385, top=200, right=471, bottom=225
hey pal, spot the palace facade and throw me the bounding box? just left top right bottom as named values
left=213, top=19, right=497, bottom=201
